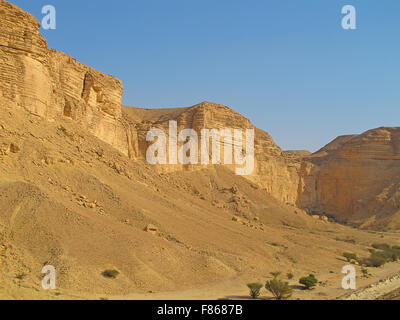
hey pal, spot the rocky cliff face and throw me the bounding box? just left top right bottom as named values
left=0, top=1, right=298, bottom=203
left=122, top=102, right=303, bottom=204
left=299, top=127, right=400, bottom=229
left=0, top=1, right=303, bottom=206
left=1, top=1, right=399, bottom=230
left=0, top=1, right=128, bottom=155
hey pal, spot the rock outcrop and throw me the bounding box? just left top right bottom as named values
left=122, top=102, right=303, bottom=204
left=0, top=1, right=305, bottom=206
left=0, top=0, right=304, bottom=206
left=299, top=127, right=400, bottom=229
left=0, top=0, right=128, bottom=155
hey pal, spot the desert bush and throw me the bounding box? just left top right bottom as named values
left=102, top=269, right=120, bottom=279
left=361, top=268, right=370, bottom=278
left=372, top=243, right=390, bottom=251
left=343, top=252, right=357, bottom=262
left=270, top=272, right=282, bottom=279
left=365, top=254, right=386, bottom=268
left=299, top=274, right=318, bottom=290
left=384, top=247, right=400, bottom=261
left=247, top=283, right=263, bottom=299
left=287, top=272, right=294, bottom=280
left=360, top=244, right=400, bottom=268
left=265, top=279, right=293, bottom=300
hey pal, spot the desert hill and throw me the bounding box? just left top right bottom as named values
left=0, top=0, right=399, bottom=299
left=1, top=91, right=397, bottom=299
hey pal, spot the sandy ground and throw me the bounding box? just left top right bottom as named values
left=110, top=262, right=400, bottom=301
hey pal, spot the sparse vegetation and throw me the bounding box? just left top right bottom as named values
left=364, top=254, right=386, bottom=268
left=343, top=252, right=357, bottom=262
left=361, top=268, right=370, bottom=278
left=335, top=237, right=356, bottom=244
left=265, top=279, right=293, bottom=300
left=102, top=269, right=120, bottom=279
left=372, top=243, right=391, bottom=251
left=287, top=272, right=294, bottom=280
left=359, top=244, right=400, bottom=268
left=270, top=272, right=282, bottom=279
left=247, top=283, right=263, bottom=299
left=299, top=274, right=318, bottom=290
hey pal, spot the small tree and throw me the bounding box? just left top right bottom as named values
left=247, top=283, right=263, bottom=299
left=299, top=274, right=318, bottom=290
left=265, top=279, right=293, bottom=300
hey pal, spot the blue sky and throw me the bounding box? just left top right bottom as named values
left=9, top=0, right=400, bottom=151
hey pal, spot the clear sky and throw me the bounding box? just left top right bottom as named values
left=9, top=0, right=400, bottom=151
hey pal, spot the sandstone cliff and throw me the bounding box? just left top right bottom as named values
left=122, top=102, right=303, bottom=204
left=299, top=127, right=400, bottom=229
left=1, top=0, right=399, bottom=230
left=0, top=0, right=128, bottom=155
left=0, top=0, right=303, bottom=207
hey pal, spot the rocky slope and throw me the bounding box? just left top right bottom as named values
left=3, top=95, right=396, bottom=299
left=0, top=97, right=299, bottom=297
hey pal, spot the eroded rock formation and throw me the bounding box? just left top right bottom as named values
left=1, top=0, right=399, bottom=229
left=298, top=127, right=400, bottom=229
left=122, top=102, right=303, bottom=204
left=0, top=1, right=127, bottom=155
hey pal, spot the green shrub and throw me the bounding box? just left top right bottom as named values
left=102, top=269, right=120, bottom=279
left=265, top=279, right=293, bottom=300
left=299, top=274, right=318, bottom=290
left=247, top=283, right=263, bottom=299
left=343, top=252, right=357, bottom=262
